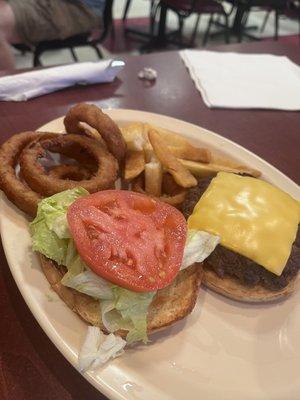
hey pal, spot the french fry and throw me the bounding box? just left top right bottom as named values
left=124, top=150, right=145, bottom=181
left=144, top=123, right=211, bottom=163
left=144, top=124, right=190, bottom=148
left=123, top=122, right=260, bottom=188
left=160, top=191, right=186, bottom=207
left=162, top=173, right=182, bottom=195
left=120, top=123, right=147, bottom=151
left=179, top=159, right=261, bottom=178
left=131, top=172, right=186, bottom=208
left=148, top=129, right=197, bottom=188
left=168, top=145, right=211, bottom=163
left=144, top=158, right=163, bottom=197
left=143, top=142, right=154, bottom=163
left=211, top=155, right=261, bottom=177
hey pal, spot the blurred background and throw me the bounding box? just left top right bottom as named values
left=8, top=0, right=300, bottom=69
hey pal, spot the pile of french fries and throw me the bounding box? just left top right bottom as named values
left=121, top=123, right=261, bottom=207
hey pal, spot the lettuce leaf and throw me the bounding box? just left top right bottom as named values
left=31, top=218, right=68, bottom=265
left=78, top=327, right=126, bottom=372
left=101, top=288, right=155, bottom=344
left=30, top=188, right=88, bottom=265
left=181, top=229, right=220, bottom=270
left=63, top=267, right=114, bottom=301
left=30, top=189, right=218, bottom=346
left=115, top=288, right=155, bottom=343
left=30, top=187, right=154, bottom=344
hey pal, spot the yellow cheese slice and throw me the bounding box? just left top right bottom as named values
left=188, top=172, right=300, bottom=275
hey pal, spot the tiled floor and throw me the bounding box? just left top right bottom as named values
left=14, top=0, right=299, bottom=69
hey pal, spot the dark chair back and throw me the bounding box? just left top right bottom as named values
left=33, top=0, right=114, bottom=66
left=97, top=0, right=114, bottom=42
left=287, top=0, right=300, bottom=16
left=162, top=0, right=198, bottom=15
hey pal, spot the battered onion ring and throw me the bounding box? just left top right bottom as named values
left=0, top=131, right=57, bottom=217
left=48, top=164, right=93, bottom=181
left=63, top=103, right=126, bottom=163
left=132, top=175, right=186, bottom=208
left=19, top=134, right=118, bottom=196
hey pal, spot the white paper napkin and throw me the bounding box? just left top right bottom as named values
left=0, top=59, right=125, bottom=101
left=180, top=50, right=300, bottom=111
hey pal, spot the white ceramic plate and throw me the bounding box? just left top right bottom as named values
left=1, top=110, right=300, bottom=400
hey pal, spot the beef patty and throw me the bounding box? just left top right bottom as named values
left=182, top=177, right=300, bottom=291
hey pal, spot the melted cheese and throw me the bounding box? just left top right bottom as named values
left=188, top=172, right=300, bottom=275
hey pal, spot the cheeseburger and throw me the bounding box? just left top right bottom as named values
left=182, top=172, right=300, bottom=302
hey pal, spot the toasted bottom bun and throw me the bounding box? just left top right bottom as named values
left=39, top=254, right=203, bottom=337
left=203, top=263, right=297, bottom=303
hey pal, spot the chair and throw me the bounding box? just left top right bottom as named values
left=260, top=0, right=300, bottom=40
left=236, top=0, right=287, bottom=41
left=161, top=0, right=230, bottom=46
left=18, top=0, right=114, bottom=67
left=122, top=0, right=160, bottom=41
left=285, top=0, right=300, bottom=41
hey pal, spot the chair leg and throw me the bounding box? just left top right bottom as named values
left=203, top=14, right=214, bottom=46
left=122, top=0, right=131, bottom=22
left=70, top=47, right=78, bottom=62
left=223, top=13, right=230, bottom=44
left=260, top=10, right=271, bottom=33
left=274, top=9, right=279, bottom=40
left=178, top=15, right=184, bottom=42
left=150, top=0, right=155, bottom=34
left=238, top=6, right=248, bottom=42
left=33, top=50, right=42, bottom=67
left=93, top=44, right=103, bottom=59
left=150, top=1, right=160, bottom=36
left=190, top=14, right=201, bottom=47
left=298, top=15, right=300, bottom=45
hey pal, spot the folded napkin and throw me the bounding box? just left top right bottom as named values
left=180, top=50, right=300, bottom=111
left=0, top=59, right=125, bottom=101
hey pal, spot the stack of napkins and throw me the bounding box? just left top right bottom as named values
left=0, top=59, right=125, bottom=101
left=180, top=50, right=300, bottom=111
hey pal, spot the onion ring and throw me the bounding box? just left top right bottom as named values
left=0, top=131, right=58, bottom=216
left=19, top=134, right=118, bottom=196
left=48, top=165, right=93, bottom=181
left=63, top=103, right=126, bottom=163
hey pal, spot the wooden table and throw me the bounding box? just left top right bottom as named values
left=0, top=41, right=299, bottom=400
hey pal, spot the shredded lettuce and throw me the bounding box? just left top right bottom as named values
left=30, top=189, right=218, bottom=347
left=30, top=188, right=155, bottom=344
left=63, top=268, right=114, bottom=300
left=78, top=327, right=126, bottom=372
left=30, top=187, right=88, bottom=264
left=61, top=253, right=85, bottom=285
left=101, top=288, right=155, bottom=344
left=31, top=217, right=68, bottom=265
left=181, top=229, right=220, bottom=270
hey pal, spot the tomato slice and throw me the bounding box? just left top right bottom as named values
left=67, top=190, right=187, bottom=292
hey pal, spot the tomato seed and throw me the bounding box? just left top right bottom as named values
left=159, top=270, right=166, bottom=278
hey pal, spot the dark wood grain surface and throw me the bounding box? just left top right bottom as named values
left=0, top=41, right=299, bottom=400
